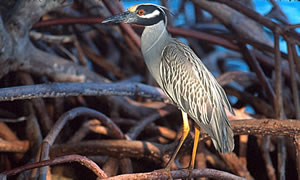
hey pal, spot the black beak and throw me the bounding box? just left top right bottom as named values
left=102, top=11, right=136, bottom=24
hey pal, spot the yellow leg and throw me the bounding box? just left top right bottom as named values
left=189, top=126, right=200, bottom=170
left=166, top=111, right=190, bottom=170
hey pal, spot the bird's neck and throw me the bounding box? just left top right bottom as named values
left=141, top=20, right=170, bottom=54
left=141, top=20, right=171, bottom=87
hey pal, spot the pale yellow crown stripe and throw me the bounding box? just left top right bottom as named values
left=128, top=4, right=139, bottom=12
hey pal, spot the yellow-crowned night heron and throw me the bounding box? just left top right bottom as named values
left=102, top=3, right=234, bottom=169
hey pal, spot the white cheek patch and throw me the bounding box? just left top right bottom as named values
left=141, top=10, right=160, bottom=19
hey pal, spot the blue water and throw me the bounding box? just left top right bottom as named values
left=255, top=1, right=300, bottom=24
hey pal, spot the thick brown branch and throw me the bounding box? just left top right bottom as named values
left=105, top=168, right=244, bottom=180
left=0, top=82, right=167, bottom=102
left=50, top=140, right=164, bottom=164
left=232, top=119, right=299, bottom=137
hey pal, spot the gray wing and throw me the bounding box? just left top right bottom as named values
left=159, top=39, right=234, bottom=153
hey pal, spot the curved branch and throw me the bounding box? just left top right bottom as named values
left=1, top=155, right=107, bottom=178
left=38, top=107, right=125, bottom=179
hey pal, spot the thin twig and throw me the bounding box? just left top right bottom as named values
left=294, top=136, right=300, bottom=180
left=274, top=28, right=286, bottom=180
left=127, top=109, right=170, bottom=139
left=290, top=42, right=300, bottom=77
left=240, top=44, right=275, bottom=101
left=18, top=72, right=53, bottom=134
left=261, top=136, right=276, bottom=180
left=286, top=41, right=300, bottom=119
left=239, top=135, right=248, bottom=168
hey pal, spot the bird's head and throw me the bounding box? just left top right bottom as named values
left=102, top=3, right=168, bottom=26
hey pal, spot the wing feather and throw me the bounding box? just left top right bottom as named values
left=159, top=39, right=234, bottom=152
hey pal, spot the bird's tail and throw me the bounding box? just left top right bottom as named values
left=211, top=124, right=234, bottom=153
left=205, top=109, right=234, bottom=153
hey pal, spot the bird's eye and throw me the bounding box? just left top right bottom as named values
left=137, top=9, right=145, bottom=16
